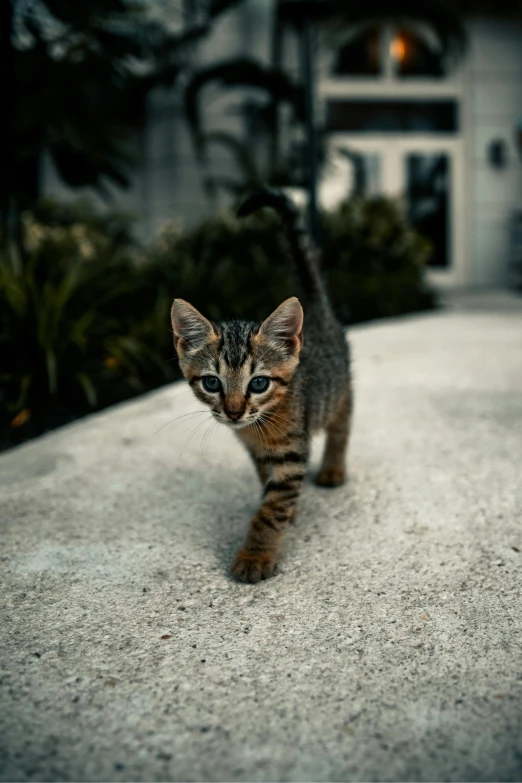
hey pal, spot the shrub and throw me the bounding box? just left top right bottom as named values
left=144, top=210, right=292, bottom=323
left=0, top=201, right=176, bottom=449
left=0, top=195, right=436, bottom=451
left=322, top=196, right=436, bottom=323
left=148, top=195, right=437, bottom=325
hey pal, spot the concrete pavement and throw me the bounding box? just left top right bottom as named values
left=1, top=294, right=522, bottom=781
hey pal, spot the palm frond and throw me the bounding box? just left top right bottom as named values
left=201, top=132, right=262, bottom=185
left=184, top=57, right=305, bottom=146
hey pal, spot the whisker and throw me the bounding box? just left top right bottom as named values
left=261, top=420, right=288, bottom=446
left=252, top=419, right=265, bottom=452
left=199, top=419, right=216, bottom=460
left=250, top=418, right=263, bottom=449
left=258, top=412, right=290, bottom=442
left=263, top=410, right=296, bottom=436
left=263, top=408, right=293, bottom=426
left=151, top=410, right=209, bottom=438
left=201, top=421, right=218, bottom=461
left=261, top=417, right=290, bottom=437
left=169, top=387, right=194, bottom=400
left=178, top=416, right=214, bottom=464
left=253, top=419, right=271, bottom=464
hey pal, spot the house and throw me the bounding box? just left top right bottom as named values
left=44, top=0, right=522, bottom=289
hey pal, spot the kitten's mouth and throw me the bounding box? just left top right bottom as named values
left=212, top=412, right=251, bottom=429
left=215, top=415, right=256, bottom=430
left=226, top=419, right=250, bottom=430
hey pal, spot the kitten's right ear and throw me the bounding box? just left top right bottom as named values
left=258, top=297, right=303, bottom=355
left=171, top=299, right=216, bottom=354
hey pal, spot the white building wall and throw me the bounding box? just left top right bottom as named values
left=465, top=18, right=522, bottom=286
left=41, top=141, right=146, bottom=225
left=42, top=6, right=522, bottom=288
left=42, top=0, right=274, bottom=237
left=142, top=0, right=274, bottom=236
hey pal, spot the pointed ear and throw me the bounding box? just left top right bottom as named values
left=258, top=297, right=303, bottom=354
left=171, top=299, right=216, bottom=354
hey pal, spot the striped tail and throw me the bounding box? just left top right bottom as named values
left=237, top=187, right=327, bottom=305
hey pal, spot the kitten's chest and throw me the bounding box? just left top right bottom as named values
left=237, top=421, right=289, bottom=453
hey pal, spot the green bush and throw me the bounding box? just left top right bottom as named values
left=1, top=195, right=436, bottom=451
left=0, top=201, right=176, bottom=449
left=322, top=196, right=436, bottom=323
left=147, top=196, right=436, bottom=326
left=145, top=210, right=292, bottom=323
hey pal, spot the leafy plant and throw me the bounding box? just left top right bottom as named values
left=0, top=200, right=176, bottom=449
left=145, top=211, right=293, bottom=323
left=0, top=195, right=436, bottom=452
left=147, top=194, right=436, bottom=327
left=1, top=0, right=244, bottom=220
left=184, top=57, right=307, bottom=198
left=185, top=58, right=305, bottom=144
left=322, top=196, right=437, bottom=323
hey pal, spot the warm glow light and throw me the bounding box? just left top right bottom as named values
left=390, top=37, right=406, bottom=62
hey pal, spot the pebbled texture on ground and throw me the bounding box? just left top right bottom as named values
left=1, top=295, right=521, bottom=782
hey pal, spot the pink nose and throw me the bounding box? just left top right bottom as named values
left=226, top=410, right=243, bottom=421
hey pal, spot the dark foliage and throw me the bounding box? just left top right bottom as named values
left=322, top=197, right=437, bottom=323
left=1, top=195, right=436, bottom=451
left=0, top=0, right=238, bottom=219
left=0, top=201, right=175, bottom=450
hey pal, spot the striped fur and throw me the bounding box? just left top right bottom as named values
left=171, top=188, right=352, bottom=583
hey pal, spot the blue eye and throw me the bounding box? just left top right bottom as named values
left=249, top=376, right=270, bottom=393
left=202, top=375, right=221, bottom=392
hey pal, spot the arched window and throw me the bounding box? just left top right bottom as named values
left=332, top=25, right=446, bottom=79
left=390, top=28, right=444, bottom=77
left=333, top=26, right=381, bottom=76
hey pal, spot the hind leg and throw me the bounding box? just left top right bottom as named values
left=315, top=390, right=352, bottom=488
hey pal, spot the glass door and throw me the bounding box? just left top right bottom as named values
left=324, top=135, right=465, bottom=284
left=405, top=152, right=450, bottom=268
left=396, top=138, right=465, bottom=285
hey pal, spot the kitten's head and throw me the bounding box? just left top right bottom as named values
left=171, top=297, right=303, bottom=429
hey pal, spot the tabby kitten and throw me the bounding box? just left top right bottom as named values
left=171, top=189, right=352, bottom=583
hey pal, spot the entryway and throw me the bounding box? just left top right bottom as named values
left=322, top=135, right=466, bottom=285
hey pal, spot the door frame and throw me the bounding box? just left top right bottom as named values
left=327, top=133, right=467, bottom=287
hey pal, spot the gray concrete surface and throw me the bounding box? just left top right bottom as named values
left=1, top=295, right=522, bottom=782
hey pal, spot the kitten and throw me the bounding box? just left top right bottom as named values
left=171, top=188, right=352, bottom=583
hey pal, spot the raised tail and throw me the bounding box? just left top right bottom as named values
left=237, top=187, right=328, bottom=305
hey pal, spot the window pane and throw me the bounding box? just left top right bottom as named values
left=333, top=26, right=381, bottom=76
left=320, top=151, right=380, bottom=209
left=391, top=28, right=445, bottom=78
left=343, top=151, right=380, bottom=197
left=326, top=100, right=458, bottom=133
left=406, top=154, right=451, bottom=268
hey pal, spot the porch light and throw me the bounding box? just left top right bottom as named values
left=390, top=36, right=406, bottom=62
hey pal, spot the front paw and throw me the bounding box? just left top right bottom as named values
left=315, top=466, right=345, bottom=487
left=231, top=549, right=277, bottom=583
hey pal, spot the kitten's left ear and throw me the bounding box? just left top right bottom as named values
left=258, top=297, right=303, bottom=354
left=171, top=299, right=216, bottom=354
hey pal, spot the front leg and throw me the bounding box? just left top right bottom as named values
left=231, top=447, right=307, bottom=583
